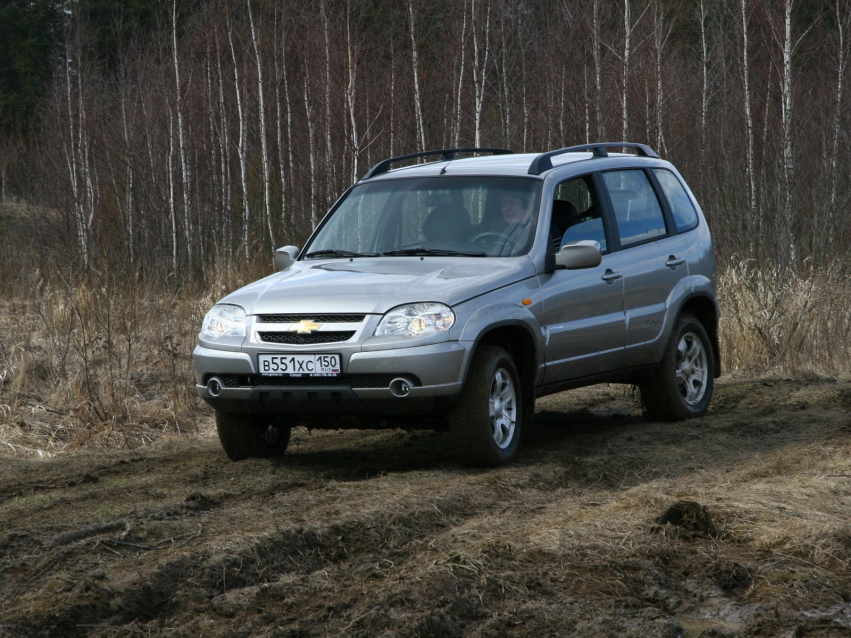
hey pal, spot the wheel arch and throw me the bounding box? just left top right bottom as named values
left=679, top=294, right=721, bottom=378
left=471, top=324, right=539, bottom=426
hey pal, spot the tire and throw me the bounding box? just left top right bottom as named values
left=639, top=313, right=715, bottom=421
left=449, top=345, right=523, bottom=467
left=215, top=412, right=291, bottom=461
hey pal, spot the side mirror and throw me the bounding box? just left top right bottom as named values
left=275, top=245, right=300, bottom=271
left=555, top=240, right=602, bottom=269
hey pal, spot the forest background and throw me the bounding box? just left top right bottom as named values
left=0, top=0, right=850, bottom=452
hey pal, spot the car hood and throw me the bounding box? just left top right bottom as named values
left=219, top=256, right=536, bottom=315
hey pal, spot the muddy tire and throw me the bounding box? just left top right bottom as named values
left=215, top=412, right=291, bottom=461
left=449, top=345, right=523, bottom=467
left=640, top=313, right=714, bottom=421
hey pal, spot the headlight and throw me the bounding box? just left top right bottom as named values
left=375, top=303, right=455, bottom=337
left=200, top=304, right=246, bottom=338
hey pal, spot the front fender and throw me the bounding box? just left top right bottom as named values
left=456, top=293, right=546, bottom=385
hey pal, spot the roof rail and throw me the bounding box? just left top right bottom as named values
left=527, top=142, right=659, bottom=175
left=361, top=147, right=513, bottom=181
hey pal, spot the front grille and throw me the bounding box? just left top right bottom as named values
left=257, top=314, right=365, bottom=323
left=209, top=373, right=421, bottom=389
left=258, top=331, right=356, bottom=344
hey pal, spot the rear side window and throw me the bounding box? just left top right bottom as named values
left=653, top=169, right=699, bottom=233
left=602, top=170, right=667, bottom=247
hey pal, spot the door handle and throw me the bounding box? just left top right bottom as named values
left=602, top=270, right=623, bottom=283
left=666, top=255, right=685, bottom=269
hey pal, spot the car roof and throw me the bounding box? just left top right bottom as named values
left=360, top=152, right=635, bottom=182
left=359, top=151, right=655, bottom=182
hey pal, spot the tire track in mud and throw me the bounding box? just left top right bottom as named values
left=3, top=377, right=851, bottom=636
left=7, top=488, right=492, bottom=636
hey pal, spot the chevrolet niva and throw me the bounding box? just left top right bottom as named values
left=194, top=143, right=720, bottom=466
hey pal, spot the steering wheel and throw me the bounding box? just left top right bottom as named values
left=471, top=231, right=505, bottom=243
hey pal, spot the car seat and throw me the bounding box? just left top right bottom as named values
left=422, top=204, right=472, bottom=242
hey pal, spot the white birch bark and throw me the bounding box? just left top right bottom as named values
left=407, top=0, right=427, bottom=152
left=472, top=0, right=491, bottom=148
left=172, top=1, right=192, bottom=270
left=653, top=0, right=667, bottom=153
left=120, top=91, right=134, bottom=265
left=830, top=0, right=849, bottom=212
left=214, top=29, right=232, bottom=246
left=63, top=50, right=86, bottom=265
left=454, top=2, right=468, bottom=148
left=273, top=9, right=287, bottom=239
left=227, top=16, right=251, bottom=264
left=780, top=0, right=795, bottom=266
left=320, top=0, right=335, bottom=200
left=248, top=0, right=274, bottom=247
left=345, top=0, right=360, bottom=182
left=740, top=0, right=756, bottom=217
left=304, top=62, right=318, bottom=227
left=593, top=0, right=603, bottom=140
left=498, top=10, right=511, bottom=146
left=166, top=97, right=178, bottom=273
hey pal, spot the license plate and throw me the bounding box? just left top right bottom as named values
left=258, top=353, right=341, bottom=377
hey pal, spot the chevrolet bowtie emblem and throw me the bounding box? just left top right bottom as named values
left=289, top=319, right=321, bottom=334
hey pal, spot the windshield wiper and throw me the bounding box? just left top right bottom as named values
left=382, top=248, right=487, bottom=257
left=304, top=249, right=380, bottom=259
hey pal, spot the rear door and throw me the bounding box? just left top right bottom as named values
left=599, top=169, right=688, bottom=367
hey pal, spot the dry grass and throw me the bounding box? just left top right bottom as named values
left=0, top=231, right=273, bottom=457
left=2, top=215, right=851, bottom=459
left=718, top=261, right=851, bottom=376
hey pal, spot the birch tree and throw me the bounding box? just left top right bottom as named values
left=172, top=1, right=192, bottom=270
left=227, top=12, right=251, bottom=263
left=471, top=0, right=491, bottom=148
left=407, top=0, right=426, bottom=152
left=740, top=0, right=757, bottom=217
left=248, top=0, right=274, bottom=247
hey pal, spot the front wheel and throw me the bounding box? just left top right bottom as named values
left=215, top=412, right=291, bottom=461
left=449, top=345, right=523, bottom=467
left=639, top=313, right=714, bottom=421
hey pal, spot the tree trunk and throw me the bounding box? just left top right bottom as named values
left=407, top=0, right=427, bottom=152
left=227, top=15, right=251, bottom=264
left=172, top=1, right=192, bottom=271
left=454, top=2, right=467, bottom=148
left=780, top=0, right=795, bottom=268
left=248, top=0, right=274, bottom=248
left=740, top=0, right=757, bottom=218
left=472, top=0, right=491, bottom=148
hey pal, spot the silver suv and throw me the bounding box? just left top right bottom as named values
left=194, top=143, right=719, bottom=466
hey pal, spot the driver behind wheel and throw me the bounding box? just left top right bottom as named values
left=494, top=190, right=536, bottom=252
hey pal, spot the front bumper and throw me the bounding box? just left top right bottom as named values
left=193, top=341, right=470, bottom=419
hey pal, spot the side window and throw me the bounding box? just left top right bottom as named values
left=602, top=170, right=667, bottom=247
left=653, top=169, right=699, bottom=233
left=553, top=175, right=607, bottom=252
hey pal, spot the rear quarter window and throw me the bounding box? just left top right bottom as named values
left=653, top=169, right=699, bottom=233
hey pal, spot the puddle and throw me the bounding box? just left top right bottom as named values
left=678, top=615, right=746, bottom=637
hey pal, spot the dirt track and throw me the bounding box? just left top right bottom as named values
left=2, top=377, right=851, bottom=637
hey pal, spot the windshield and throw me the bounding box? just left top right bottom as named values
left=304, top=176, right=542, bottom=258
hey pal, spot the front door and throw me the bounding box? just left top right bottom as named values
left=539, top=175, right=625, bottom=383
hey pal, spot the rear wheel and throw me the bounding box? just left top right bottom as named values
left=639, top=313, right=714, bottom=421
left=215, top=412, right=291, bottom=461
left=449, top=345, right=523, bottom=467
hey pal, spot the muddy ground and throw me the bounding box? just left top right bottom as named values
left=2, top=377, right=851, bottom=637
